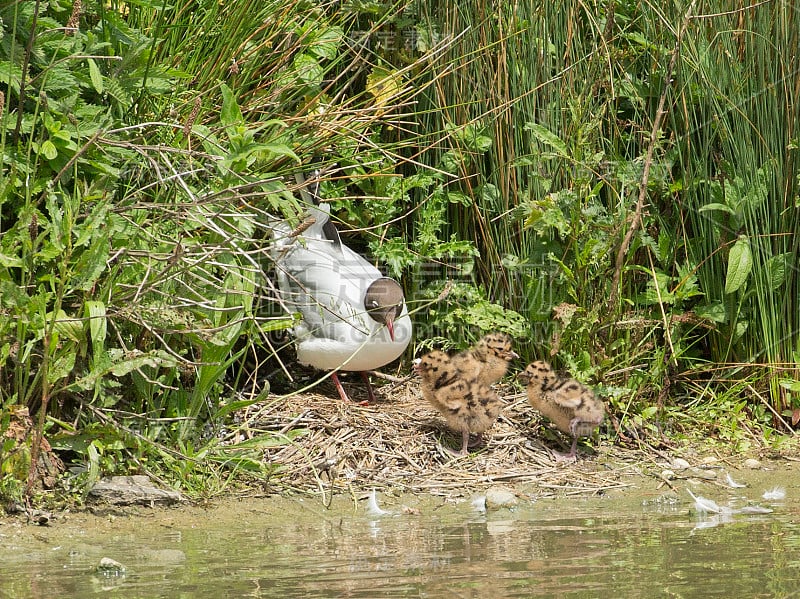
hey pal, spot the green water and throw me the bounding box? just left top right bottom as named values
left=2, top=472, right=799, bottom=598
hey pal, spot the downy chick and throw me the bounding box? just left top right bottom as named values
left=450, top=332, right=519, bottom=385
left=518, top=360, right=604, bottom=462
left=414, top=350, right=503, bottom=456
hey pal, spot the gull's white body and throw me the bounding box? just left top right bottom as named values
left=272, top=202, right=412, bottom=373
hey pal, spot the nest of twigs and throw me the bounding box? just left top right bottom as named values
left=233, top=373, right=651, bottom=499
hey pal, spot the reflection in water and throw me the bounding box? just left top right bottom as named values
left=1, top=488, right=799, bottom=598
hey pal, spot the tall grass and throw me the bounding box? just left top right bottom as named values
left=677, top=5, right=800, bottom=373
left=409, top=1, right=799, bottom=420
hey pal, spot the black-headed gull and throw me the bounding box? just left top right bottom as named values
left=272, top=172, right=412, bottom=402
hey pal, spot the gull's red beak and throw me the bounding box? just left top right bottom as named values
left=385, top=315, right=396, bottom=341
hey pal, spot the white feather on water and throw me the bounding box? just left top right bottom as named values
left=471, top=495, right=487, bottom=513
left=724, top=472, right=747, bottom=488
left=762, top=487, right=786, bottom=501
left=366, top=489, right=391, bottom=516
left=687, top=489, right=729, bottom=514
left=687, top=488, right=773, bottom=525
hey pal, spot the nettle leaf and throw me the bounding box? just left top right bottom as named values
left=725, top=235, right=752, bottom=294
left=371, top=237, right=415, bottom=278
left=765, top=252, right=791, bottom=291
left=367, top=66, right=403, bottom=107
left=308, top=26, right=343, bottom=60
left=0, top=60, right=24, bottom=92
left=104, top=77, right=132, bottom=106
left=524, top=122, right=568, bottom=157
left=294, top=53, right=323, bottom=86
left=41, top=67, right=79, bottom=95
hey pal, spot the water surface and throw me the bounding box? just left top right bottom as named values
left=2, top=466, right=799, bottom=598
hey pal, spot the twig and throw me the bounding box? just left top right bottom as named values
left=747, top=383, right=796, bottom=435
left=607, top=1, right=697, bottom=311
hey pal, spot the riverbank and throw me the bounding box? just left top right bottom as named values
left=7, top=372, right=800, bottom=515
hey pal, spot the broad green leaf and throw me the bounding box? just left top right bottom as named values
left=215, top=396, right=269, bottom=420
left=308, top=27, right=343, bottom=60
left=367, top=66, right=403, bottom=107
left=695, top=301, right=727, bottom=323
left=641, top=406, right=659, bottom=419
left=524, top=122, right=568, bottom=157
left=230, top=430, right=308, bottom=449
left=779, top=379, right=800, bottom=392
left=51, top=309, right=83, bottom=343
left=72, top=237, right=109, bottom=291
left=698, top=202, right=735, bottom=215
left=0, top=252, right=23, bottom=268
left=446, top=191, right=472, bottom=206
left=294, top=54, right=323, bottom=86
left=220, top=84, right=243, bottom=125
left=0, top=280, right=29, bottom=308
left=440, top=149, right=465, bottom=173
left=725, top=235, right=752, bottom=294
left=87, top=58, right=103, bottom=93
left=48, top=350, right=76, bottom=384
left=0, top=60, right=24, bottom=91
left=40, top=140, right=58, bottom=160
left=479, top=183, right=499, bottom=205
left=107, top=349, right=177, bottom=377
left=259, top=142, right=301, bottom=164
left=657, top=230, right=672, bottom=264
left=86, top=301, right=107, bottom=357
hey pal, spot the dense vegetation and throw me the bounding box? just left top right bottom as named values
left=1, top=0, right=798, bottom=503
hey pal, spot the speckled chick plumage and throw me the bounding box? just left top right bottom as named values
left=414, top=332, right=518, bottom=456
left=518, top=360, right=604, bottom=461
left=449, top=332, right=519, bottom=385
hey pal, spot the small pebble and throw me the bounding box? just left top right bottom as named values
left=660, top=469, right=676, bottom=481
left=672, top=458, right=690, bottom=470
left=484, top=486, right=518, bottom=510
left=97, top=557, right=126, bottom=576
left=701, top=456, right=719, bottom=466
left=744, top=458, right=761, bottom=470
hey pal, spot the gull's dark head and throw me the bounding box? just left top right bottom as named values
left=364, top=277, right=405, bottom=341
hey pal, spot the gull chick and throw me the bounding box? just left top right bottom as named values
left=414, top=350, right=503, bottom=456
left=518, top=360, right=604, bottom=462
left=450, top=332, right=519, bottom=385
